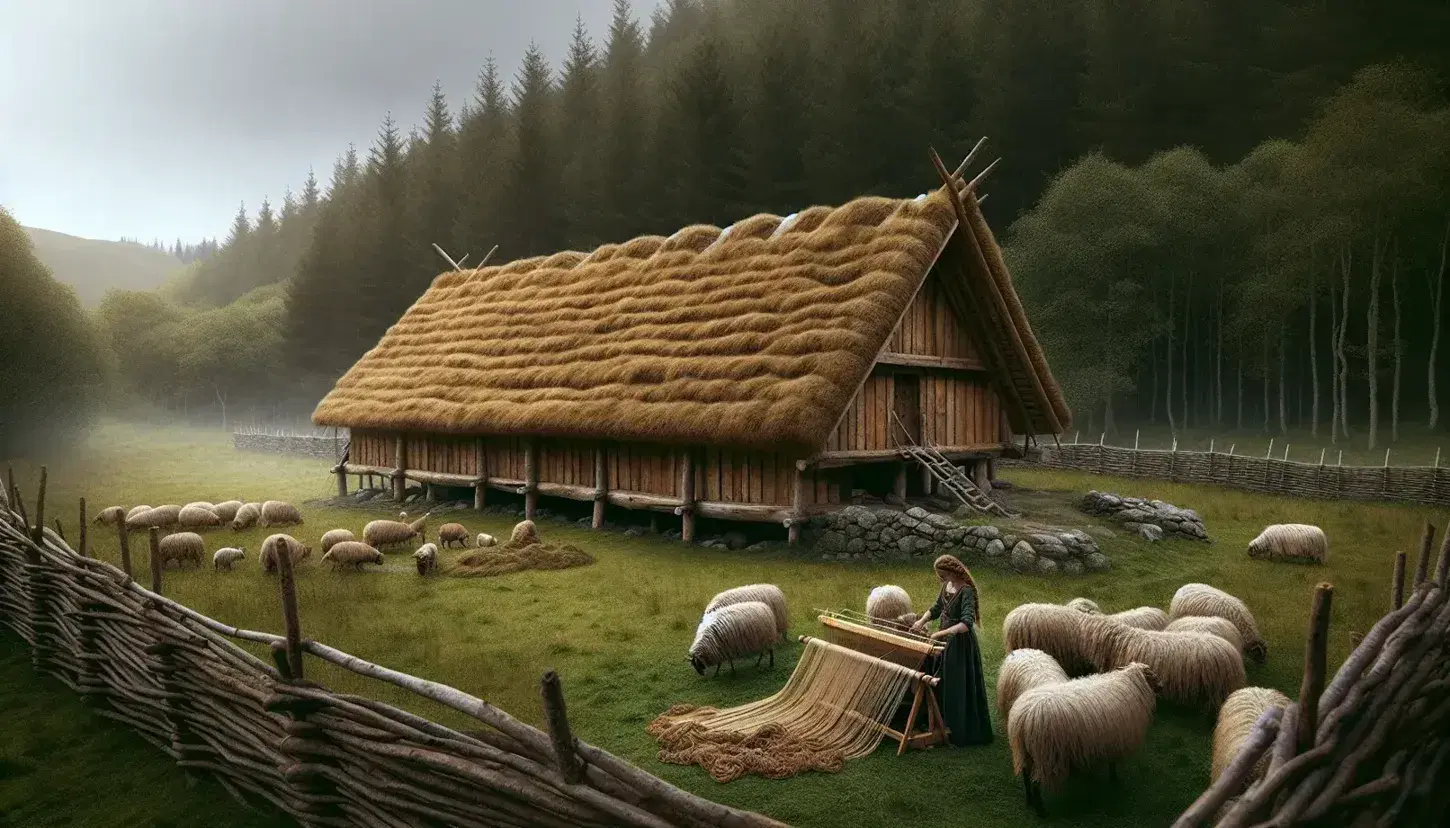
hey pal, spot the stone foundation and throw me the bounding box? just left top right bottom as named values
left=1078, top=490, right=1210, bottom=541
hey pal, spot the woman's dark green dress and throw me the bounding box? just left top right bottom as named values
left=925, top=585, right=993, bottom=747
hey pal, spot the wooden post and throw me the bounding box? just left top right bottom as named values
left=31, top=465, right=46, bottom=546
left=892, top=463, right=908, bottom=503
left=117, top=520, right=132, bottom=580
left=148, top=527, right=163, bottom=595
left=335, top=465, right=347, bottom=498
left=1437, top=525, right=1450, bottom=586
left=474, top=437, right=487, bottom=511
left=53, top=518, right=65, bottom=540
left=540, top=671, right=585, bottom=784
left=275, top=538, right=305, bottom=682
left=524, top=438, right=539, bottom=519
left=77, top=497, right=87, bottom=558
left=393, top=435, right=407, bottom=502
left=920, top=465, right=933, bottom=496
left=971, top=460, right=989, bottom=492
left=592, top=447, right=607, bottom=529
left=788, top=466, right=805, bottom=546
left=679, top=449, right=696, bottom=543
left=1414, top=521, right=1436, bottom=587
left=1392, top=551, right=1407, bottom=610
left=1297, top=583, right=1333, bottom=752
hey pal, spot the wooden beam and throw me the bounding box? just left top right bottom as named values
left=951, top=136, right=988, bottom=179
left=523, top=438, right=539, bottom=519
left=811, top=445, right=1002, bottom=468
left=788, top=467, right=805, bottom=545
left=77, top=497, right=87, bottom=559
left=592, top=446, right=607, bottom=529
left=875, top=353, right=986, bottom=372
left=679, top=448, right=696, bottom=543
left=341, top=462, right=395, bottom=477
left=31, top=465, right=46, bottom=546
left=116, top=519, right=132, bottom=580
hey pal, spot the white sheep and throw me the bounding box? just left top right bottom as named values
left=94, top=506, right=127, bottom=526
left=1165, top=616, right=1245, bottom=655
left=211, top=500, right=244, bottom=523
left=1064, top=597, right=1103, bottom=615
left=996, top=648, right=1069, bottom=724
left=321, top=541, right=385, bottom=571
left=125, top=505, right=153, bottom=523
left=213, top=547, right=246, bottom=571
left=475, top=532, right=496, bottom=548
left=364, top=512, right=430, bottom=549
left=320, top=529, right=356, bottom=555
left=1009, top=662, right=1160, bottom=815
left=1080, top=614, right=1247, bottom=708
left=156, top=532, right=204, bottom=569
left=178, top=504, right=223, bottom=528
left=704, top=584, right=788, bottom=641
left=688, top=601, right=778, bottom=676
left=413, top=542, right=439, bottom=575
left=260, top=534, right=311, bottom=574
left=510, top=519, right=539, bottom=545
left=127, top=504, right=181, bottom=530
left=259, top=500, right=304, bottom=528
left=1213, top=687, right=1291, bottom=786
left=1247, top=524, right=1328, bottom=565
left=1109, top=606, right=1171, bottom=631
left=866, top=585, right=913, bottom=627
left=231, top=502, right=262, bottom=531
left=1170, top=584, right=1267, bottom=664
left=438, top=522, right=470, bottom=548
left=1002, top=603, right=1099, bottom=675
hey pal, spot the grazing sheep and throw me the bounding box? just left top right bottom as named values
left=94, top=506, right=127, bottom=526
left=260, top=534, right=311, bottom=574
left=211, top=500, right=244, bottom=523
left=510, top=520, right=539, bottom=545
left=1080, top=615, right=1246, bottom=708
left=1009, top=662, right=1160, bottom=815
left=125, top=505, right=153, bottom=522
left=1170, top=584, right=1267, bottom=664
left=126, top=504, right=182, bottom=530
left=1110, top=606, right=1171, bottom=631
left=156, top=532, right=205, bottom=569
left=259, top=500, right=304, bottom=528
left=321, top=541, right=385, bottom=571
left=320, top=529, right=356, bottom=555
left=688, top=601, right=778, bottom=676
left=183, top=501, right=216, bottom=513
left=231, top=502, right=262, bottom=531
left=364, top=512, right=430, bottom=550
left=1166, top=616, right=1245, bottom=655
left=438, top=522, right=470, bottom=548
left=475, top=533, right=496, bottom=548
left=178, top=504, right=224, bottom=528
left=1065, top=597, right=1103, bottom=615
left=1002, top=603, right=1099, bottom=675
left=1248, top=524, right=1328, bottom=565
left=213, top=547, right=246, bottom=571
left=704, top=584, right=789, bottom=641
left=413, top=542, right=439, bottom=575
left=866, top=585, right=913, bottom=625
left=1212, top=687, right=1291, bottom=785
left=996, top=648, right=1069, bottom=724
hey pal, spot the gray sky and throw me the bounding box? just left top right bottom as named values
left=1, top=0, right=660, bottom=243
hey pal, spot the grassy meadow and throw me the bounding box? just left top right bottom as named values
left=1, top=421, right=1443, bottom=828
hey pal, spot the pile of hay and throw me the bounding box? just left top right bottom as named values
left=646, top=705, right=846, bottom=783
left=447, top=521, right=593, bottom=578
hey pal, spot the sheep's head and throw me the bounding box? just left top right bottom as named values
left=1247, top=640, right=1268, bottom=665
left=689, top=654, right=707, bottom=676
left=370, top=551, right=385, bottom=565
left=1128, top=662, right=1164, bottom=695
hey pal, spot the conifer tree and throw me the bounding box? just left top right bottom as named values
left=660, top=37, right=748, bottom=227
left=598, top=0, right=647, bottom=241
left=558, top=17, right=603, bottom=248
left=454, top=58, right=510, bottom=258
left=505, top=43, right=564, bottom=256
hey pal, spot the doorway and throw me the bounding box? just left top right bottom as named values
left=891, top=374, right=922, bottom=447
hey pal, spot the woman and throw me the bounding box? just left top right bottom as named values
left=910, top=554, right=993, bottom=747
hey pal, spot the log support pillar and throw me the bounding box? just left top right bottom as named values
left=524, top=438, right=539, bottom=520
left=921, top=465, right=934, bottom=496
left=788, top=464, right=806, bottom=546
left=334, top=466, right=347, bottom=499
left=892, top=463, right=908, bottom=503
left=392, top=435, right=407, bottom=503
left=77, top=497, right=87, bottom=558
left=424, top=483, right=436, bottom=503
left=972, top=460, right=990, bottom=493
left=474, top=438, right=487, bottom=511
left=592, top=447, right=607, bottom=529
left=679, top=450, right=696, bottom=544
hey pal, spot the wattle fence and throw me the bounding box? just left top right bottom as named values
left=233, top=427, right=349, bottom=462
left=0, top=470, right=784, bottom=828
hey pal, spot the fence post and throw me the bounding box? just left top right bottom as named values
left=1207, top=438, right=1215, bottom=481
left=21, top=502, right=51, bottom=675
left=1382, top=449, right=1390, bottom=498
left=276, top=543, right=305, bottom=681
left=77, top=498, right=87, bottom=558
left=1169, top=438, right=1178, bottom=482
left=148, top=527, right=164, bottom=595
left=475, top=437, right=488, bottom=512
left=591, top=447, right=606, bottom=529
left=1392, top=551, right=1407, bottom=610
left=540, top=671, right=586, bottom=784
left=1297, top=583, right=1333, bottom=752
left=116, top=520, right=133, bottom=580
left=1414, top=524, right=1435, bottom=589
left=31, top=466, right=47, bottom=546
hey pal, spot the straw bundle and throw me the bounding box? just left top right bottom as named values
left=449, top=539, right=594, bottom=578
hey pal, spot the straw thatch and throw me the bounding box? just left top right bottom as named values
left=312, top=180, right=1066, bottom=452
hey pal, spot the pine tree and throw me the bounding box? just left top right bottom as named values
left=225, top=202, right=251, bottom=248
left=558, top=16, right=603, bottom=248
left=505, top=43, right=564, bottom=256
left=661, top=38, right=748, bottom=226
left=407, top=81, right=460, bottom=290
left=255, top=197, right=277, bottom=235
left=301, top=167, right=321, bottom=211
left=454, top=58, right=510, bottom=257
left=746, top=24, right=812, bottom=214
left=364, top=113, right=411, bottom=338
left=598, top=0, right=648, bottom=241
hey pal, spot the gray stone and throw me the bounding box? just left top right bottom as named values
left=913, top=524, right=937, bottom=539
left=844, top=523, right=865, bottom=539
left=846, top=538, right=866, bottom=554
left=1118, top=508, right=1153, bottom=523
left=623, top=527, right=647, bottom=537
left=1035, top=542, right=1070, bottom=561
left=906, top=506, right=930, bottom=519
left=1084, top=553, right=1111, bottom=572
left=897, top=515, right=921, bottom=530
left=944, top=529, right=966, bottom=544
left=817, top=531, right=847, bottom=553
left=925, top=513, right=956, bottom=529
left=880, top=528, right=899, bottom=545
left=843, top=505, right=878, bottom=529
left=747, top=541, right=772, bottom=551
left=1137, top=524, right=1164, bottom=542
left=911, top=536, right=935, bottom=554
left=1062, top=559, right=1085, bottom=576
left=897, top=537, right=917, bottom=555
left=1036, top=558, right=1060, bottom=574
left=1010, top=542, right=1037, bottom=572
left=986, top=539, right=1006, bottom=557
left=1123, top=521, right=1143, bottom=532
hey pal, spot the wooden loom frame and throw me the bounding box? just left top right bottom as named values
left=813, top=613, right=951, bottom=754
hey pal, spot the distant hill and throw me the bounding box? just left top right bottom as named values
left=23, top=226, right=184, bottom=307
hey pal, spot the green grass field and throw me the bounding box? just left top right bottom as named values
left=1, top=422, right=1441, bottom=828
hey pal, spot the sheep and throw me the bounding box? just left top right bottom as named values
left=125, top=504, right=153, bottom=522
left=413, top=542, right=439, bottom=575
left=1009, top=662, right=1160, bottom=815
left=321, top=541, right=385, bottom=572
left=260, top=534, right=311, bottom=574
left=438, top=522, right=470, bottom=548
left=213, top=547, right=246, bottom=571
left=1065, top=597, right=1103, bottom=615
left=1212, top=687, right=1291, bottom=785
left=866, top=585, right=913, bottom=626
left=688, top=600, right=778, bottom=676
left=94, top=506, right=127, bottom=526
left=127, top=504, right=182, bottom=530
left=1170, top=584, right=1267, bottom=664
left=183, top=501, right=216, bottom=513
left=475, top=533, right=496, bottom=548
left=1109, top=606, right=1171, bottom=631
left=259, top=500, right=304, bottom=528
left=156, top=532, right=205, bottom=569
left=704, top=584, right=789, bottom=641
left=1166, top=616, right=1245, bottom=655
left=1002, top=603, right=1099, bottom=675
left=231, top=502, right=262, bottom=531
left=1079, top=614, right=1247, bottom=708
left=364, top=512, right=430, bottom=550
left=510, top=520, right=539, bottom=545
left=1248, top=524, right=1328, bottom=565
left=320, top=529, right=356, bottom=555
left=178, top=504, right=224, bottom=528
left=211, top=500, right=244, bottom=523
left=996, top=648, right=1069, bottom=724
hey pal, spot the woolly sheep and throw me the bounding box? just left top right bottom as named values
left=364, top=512, right=430, bottom=549
left=178, top=504, right=224, bottom=528
left=475, top=532, right=495, bottom=548
left=688, top=601, right=778, bottom=676
left=510, top=520, right=539, bottom=545
left=1170, top=584, right=1267, bottom=664
left=1080, top=614, right=1246, bottom=708
left=1212, top=687, right=1291, bottom=785
left=260, top=534, right=311, bottom=574
left=127, top=504, right=182, bottom=530
left=866, top=585, right=913, bottom=625
left=413, top=542, right=439, bottom=575
left=231, top=502, right=262, bottom=531
left=1110, top=606, right=1171, bottom=631
left=211, top=500, right=244, bottom=523
left=1002, top=603, right=1099, bottom=675
left=183, top=501, right=216, bottom=513
left=996, top=648, right=1069, bottom=724
left=125, top=505, right=153, bottom=522
left=259, top=500, right=304, bottom=528
left=704, top=584, right=789, bottom=640
left=438, top=522, right=470, bottom=548
left=1248, top=524, right=1328, bottom=565
left=213, top=547, right=246, bottom=571
left=321, top=541, right=385, bottom=571
left=320, top=529, right=356, bottom=555
left=94, top=506, right=127, bottom=526
left=1064, top=597, right=1103, bottom=615
left=156, top=532, right=205, bottom=569
left=1010, top=662, right=1159, bottom=812
left=1165, top=616, right=1245, bottom=655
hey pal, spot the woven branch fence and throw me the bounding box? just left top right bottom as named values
left=1173, top=523, right=1450, bottom=827
left=0, top=471, right=786, bottom=828
left=1032, top=442, right=1450, bottom=508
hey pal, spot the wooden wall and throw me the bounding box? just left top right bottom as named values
left=825, top=374, right=896, bottom=452
left=921, top=373, right=1006, bottom=448
left=352, top=429, right=393, bottom=467
left=889, top=271, right=982, bottom=360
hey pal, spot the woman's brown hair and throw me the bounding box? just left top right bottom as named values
left=932, top=554, right=980, bottom=623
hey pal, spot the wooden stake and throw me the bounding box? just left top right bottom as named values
left=1384, top=448, right=1391, bottom=467
left=1435, top=447, right=1441, bottom=468
left=393, top=435, right=407, bottom=502
left=1266, top=439, right=1274, bottom=459
left=679, top=450, right=695, bottom=544
left=31, top=465, right=46, bottom=545
left=1392, top=551, right=1406, bottom=610
left=540, top=671, right=585, bottom=784
left=474, top=437, right=487, bottom=511
left=1208, top=438, right=1215, bottom=454
left=1073, top=431, right=1080, bottom=445
left=1319, top=448, right=1327, bottom=466
left=78, top=497, right=87, bottom=558
left=1337, top=450, right=1343, bottom=466
left=1437, top=524, right=1450, bottom=586
left=524, top=438, right=539, bottom=519
left=148, top=527, right=164, bottom=595
left=117, top=519, right=132, bottom=580
left=1297, top=583, right=1334, bottom=753
left=1284, top=443, right=1291, bottom=461
left=591, top=447, right=607, bottom=529
left=1414, top=521, right=1436, bottom=587
left=1099, top=432, right=1105, bottom=446
left=335, top=465, right=347, bottom=499
left=789, top=467, right=805, bottom=546
left=276, top=536, right=305, bottom=682
left=1228, top=444, right=1235, bottom=456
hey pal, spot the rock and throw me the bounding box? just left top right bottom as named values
left=623, top=527, right=647, bottom=538
left=1084, top=552, right=1111, bottom=572
left=986, top=539, right=1006, bottom=557
left=897, top=515, right=921, bottom=530
left=1062, top=559, right=1085, bottom=576
left=884, top=493, right=906, bottom=506
left=912, top=524, right=937, bottom=540
left=722, top=530, right=749, bottom=550
left=1036, top=558, right=1060, bottom=574
left=846, top=538, right=866, bottom=554
left=925, top=513, right=956, bottom=529
left=910, top=536, right=935, bottom=555
left=906, top=506, right=930, bottom=520
left=664, top=529, right=682, bottom=540
left=842, top=505, right=878, bottom=529
left=1034, top=542, right=1070, bottom=561
left=1118, top=508, right=1153, bottom=523
left=1138, top=524, right=1164, bottom=542
left=844, top=523, right=864, bottom=539
left=576, top=517, right=592, bottom=527
left=1010, top=542, right=1037, bottom=572
left=880, top=528, right=899, bottom=545
left=817, top=531, right=847, bottom=553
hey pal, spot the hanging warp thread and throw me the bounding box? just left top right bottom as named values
left=646, top=637, right=921, bottom=782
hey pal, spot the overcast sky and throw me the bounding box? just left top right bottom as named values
left=0, top=0, right=661, bottom=243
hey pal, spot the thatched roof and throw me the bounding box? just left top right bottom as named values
left=312, top=181, right=1069, bottom=454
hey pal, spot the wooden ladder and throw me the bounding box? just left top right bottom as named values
left=898, top=443, right=1015, bottom=518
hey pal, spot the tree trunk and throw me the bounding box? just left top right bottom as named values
left=1182, top=272, right=1192, bottom=429
left=1166, top=279, right=1177, bottom=434
left=1338, top=243, right=1353, bottom=440
left=1309, top=255, right=1320, bottom=438
left=1103, top=393, right=1115, bottom=435
left=215, top=387, right=229, bottom=432
left=1329, top=272, right=1340, bottom=442
left=1236, top=356, right=1244, bottom=430
left=1149, top=335, right=1158, bottom=424
left=1430, top=214, right=1449, bottom=430
left=1262, top=336, right=1270, bottom=433
left=1278, top=330, right=1288, bottom=434
left=1216, top=279, right=1225, bottom=426
left=1367, top=230, right=1381, bottom=451
left=1391, top=241, right=1402, bottom=443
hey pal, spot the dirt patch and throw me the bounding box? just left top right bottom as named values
left=988, top=484, right=1118, bottom=539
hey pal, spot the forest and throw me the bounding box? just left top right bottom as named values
left=4, top=0, right=1449, bottom=449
